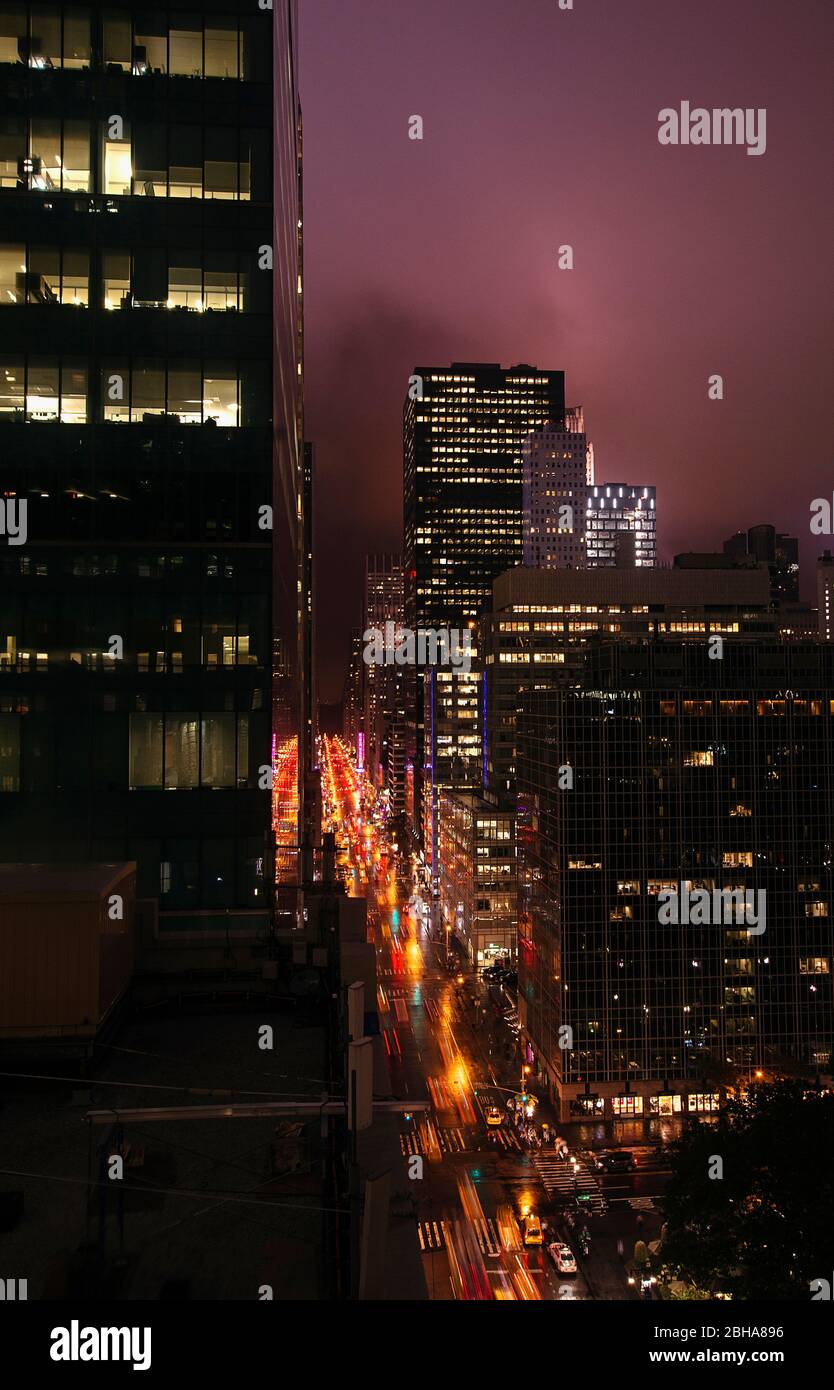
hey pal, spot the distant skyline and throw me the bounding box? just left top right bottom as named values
left=300, top=0, right=833, bottom=699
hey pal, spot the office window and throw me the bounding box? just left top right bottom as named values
left=169, top=17, right=201, bottom=76
left=29, top=115, right=61, bottom=188
left=0, top=713, right=20, bottom=791
left=28, top=3, right=61, bottom=67
left=133, top=122, right=166, bottom=197
left=204, top=126, right=236, bottom=199
left=60, top=361, right=87, bottom=422
left=0, top=2, right=24, bottom=63
left=164, top=714, right=199, bottom=788
left=26, top=358, right=59, bottom=421
left=167, top=253, right=202, bottom=310
left=0, top=355, right=23, bottom=412
left=101, top=361, right=128, bottom=420
left=62, top=120, right=90, bottom=190
left=132, top=360, right=165, bottom=420
left=0, top=243, right=24, bottom=302
left=102, top=250, right=130, bottom=308
left=167, top=363, right=201, bottom=422
left=204, top=251, right=238, bottom=310
left=129, top=713, right=163, bottom=788
left=102, top=10, right=130, bottom=69
left=27, top=245, right=60, bottom=301
left=203, top=363, right=237, bottom=425
left=205, top=18, right=237, bottom=78
left=0, top=116, right=24, bottom=187
left=200, top=715, right=235, bottom=788
left=134, top=10, right=166, bottom=73
left=169, top=124, right=201, bottom=198
left=60, top=249, right=89, bottom=305
left=102, top=121, right=132, bottom=196
left=63, top=7, right=90, bottom=68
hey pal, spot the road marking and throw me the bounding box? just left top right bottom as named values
left=533, top=1154, right=607, bottom=1212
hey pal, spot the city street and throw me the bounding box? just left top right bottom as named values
left=322, top=736, right=671, bottom=1301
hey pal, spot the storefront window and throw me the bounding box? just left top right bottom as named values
left=650, top=1094, right=683, bottom=1116
left=612, top=1095, right=643, bottom=1116
left=687, top=1093, right=720, bottom=1113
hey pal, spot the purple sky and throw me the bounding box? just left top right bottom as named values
left=300, top=0, right=833, bottom=700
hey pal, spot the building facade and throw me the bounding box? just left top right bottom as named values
left=522, top=407, right=592, bottom=570
left=517, top=641, right=834, bottom=1122
left=585, top=483, right=656, bottom=568
left=402, top=362, right=565, bottom=863
left=481, top=563, right=774, bottom=797
left=437, top=788, right=516, bottom=969
left=0, top=1, right=303, bottom=932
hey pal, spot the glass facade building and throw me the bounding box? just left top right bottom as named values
left=0, top=2, right=304, bottom=929
left=402, top=362, right=565, bottom=863
left=517, top=641, right=834, bottom=1122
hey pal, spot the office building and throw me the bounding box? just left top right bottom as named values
left=585, top=484, right=656, bottom=568
left=522, top=407, right=592, bottom=570
left=361, top=553, right=404, bottom=792
left=0, top=1, right=304, bottom=933
left=437, top=789, right=515, bottom=968
left=481, top=563, right=774, bottom=797
left=818, top=551, right=834, bottom=642
left=724, top=525, right=800, bottom=603
left=517, top=640, right=834, bottom=1122
left=403, top=361, right=565, bottom=863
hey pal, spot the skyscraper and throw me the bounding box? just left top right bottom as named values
left=0, top=2, right=303, bottom=931
left=724, top=525, right=800, bottom=603
left=403, top=362, right=565, bottom=861
left=585, top=483, right=657, bottom=567
left=818, top=551, right=834, bottom=642
left=522, top=407, right=592, bottom=570
left=517, top=640, right=834, bottom=1121
left=361, top=553, right=404, bottom=791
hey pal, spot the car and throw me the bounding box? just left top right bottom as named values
left=547, top=1242, right=577, bottom=1275
left=522, top=1213, right=543, bottom=1246
left=485, top=1105, right=504, bottom=1127
left=595, top=1150, right=636, bottom=1173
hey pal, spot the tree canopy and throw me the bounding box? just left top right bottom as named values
left=659, top=1081, right=834, bottom=1299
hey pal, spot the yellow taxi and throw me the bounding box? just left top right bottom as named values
left=523, top=1213, right=543, bottom=1246
left=485, top=1105, right=503, bottom=1127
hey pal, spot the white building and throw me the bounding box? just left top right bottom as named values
left=522, top=409, right=593, bottom=569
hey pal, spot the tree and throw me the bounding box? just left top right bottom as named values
left=659, top=1081, right=834, bottom=1299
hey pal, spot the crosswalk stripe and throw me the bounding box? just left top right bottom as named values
left=473, top=1218, right=501, bottom=1257
left=533, top=1155, right=607, bottom=1211
left=628, top=1196, right=656, bottom=1211
left=417, top=1220, right=446, bottom=1251
left=437, top=1126, right=468, bottom=1153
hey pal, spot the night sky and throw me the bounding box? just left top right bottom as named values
left=300, top=0, right=833, bottom=700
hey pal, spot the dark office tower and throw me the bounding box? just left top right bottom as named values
left=517, top=641, right=834, bottom=1124
left=724, top=525, right=800, bottom=603
left=0, top=3, right=303, bottom=935
left=361, top=553, right=403, bottom=791
left=403, top=362, right=565, bottom=858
